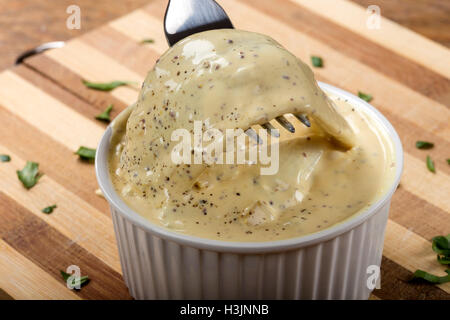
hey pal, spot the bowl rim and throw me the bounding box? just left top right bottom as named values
left=95, top=81, right=403, bottom=253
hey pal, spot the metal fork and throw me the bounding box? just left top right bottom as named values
left=164, top=0, right=310, bottom=140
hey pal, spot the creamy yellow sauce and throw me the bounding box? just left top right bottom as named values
left=108, top=29, right=395, bottom=241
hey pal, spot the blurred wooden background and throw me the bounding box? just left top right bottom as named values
left=0, top=0, right=449, bottom=71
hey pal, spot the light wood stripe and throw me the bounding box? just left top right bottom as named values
left=391, top=188, right=450, bottom=241
left=109, top=10, right=169, bottom=53
left=0, top=191, right=130, bottom=300
left=14, top=64, right=117, bottom=122
left=384, top=220, right=450, bottom=293
left=24, top=55, right=129, bottom=114
left=401, top=152, right=450, bottom=214
left=292, top=0, right=450, bottom=80
left=0, top=71, right=103, bottom=151
left=45, top=39, right=141, bottom=106
left=0, top=240, right=80, bottom=300
left=82, top=25, right=159, bottom=78
left=0, top=105, right=108, bottom=214
left=0, top=147, right=121, bottom=274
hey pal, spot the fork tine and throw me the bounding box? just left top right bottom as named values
left=275, top=116, right=295, bottom=133
left=294, top=114, right=311, bottom=127
left=245, top=128, right=263, bottom=144
left=261, top=123, right=280, bottom=137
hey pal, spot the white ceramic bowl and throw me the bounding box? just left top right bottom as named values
left=96, top=82, right=403, bottom=300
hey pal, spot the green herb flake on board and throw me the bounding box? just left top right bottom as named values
left=140, top=38, right=155, bottom=44
left=42, top=205, right=57, bottom=214
left=415, top=141, right=434, bottom=149
left=0, top=154, right=11, bottom=162
left=17, top=161, right=43, bottom=189
left=412, top=234, right=450, bottom=283
left=432, top=235, right=450, bottom=265
left=75, top=147, right=96, bottom=161
left=426, top=155, right=436, bottom=173
left=310, top=56, right=323, bottom=68
left=60, top=270, right=90, bottom=289
left=358, top=91, right=373, bottom=102
left=412, top=269, right=450, bottom=284
left=82, top=80, right=135, bottom=91
left=95, top=104, right=113, bottom=122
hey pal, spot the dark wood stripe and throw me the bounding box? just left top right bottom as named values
left=24, top=55, right=128, bottom=112
left=0, top=106, right=108, bottom=215
left=390, top=187, right=450, bottom=241
left=0, top=289, right=14, bottom=300
left=0, top=192, right=132, bottom=300
left=13, top=65, right=117, bottom=123
left=378, top=256, right=450, bottom=300
left=242, top=0, right=450, bottom=106
left=350, top=0, right=450, bottom=49
left=81, top=25, right=160, bottom=77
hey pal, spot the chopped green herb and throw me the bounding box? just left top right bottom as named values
left=435, top=237, right=450, bottom=263
left=75, top=147, right=96, bottom=161
left=438, top=256, right=450, bottom=265
left=432, top=235, right=450, bottom=256
left=95, top=104, right=113, bottom=122
left=60, top=270, right=90, bottom=289
left=311, top=56, right=323, bottom=68
left=447, top=159, right=450, bottom=165
left=412, top=269, right=450, bottom=284
left=413, top=234, right=450, bottom=282
left=426, top=155, right=435, bottom=173
left=82, top=80, right=135, bottom=91
left=415, top=141, right=434, bottom=149
left=17, top=161, right=43, bottom=189
left=42, top=205, right=57, bottom=214
left=140, top=38, right=155, bottom=44
left=0, top=154, right=11, bottom=162
left=358, top=91, right=373, bottom=102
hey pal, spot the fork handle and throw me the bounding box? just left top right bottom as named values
left=164, top=0, right=234, bottom=46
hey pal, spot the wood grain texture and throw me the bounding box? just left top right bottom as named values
left=0, top=0, right=449, bottom=299
left=0, top=0, right=150, bottom=70
left=350, top=0, right=450, bottom=48
left=247, top=0, right=450, bottom=106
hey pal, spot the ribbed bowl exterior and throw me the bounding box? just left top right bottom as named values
left=110, top=201, right=390, bottom=300
left=98, top=82, right=402, bottom=300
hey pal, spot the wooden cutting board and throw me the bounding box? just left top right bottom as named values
left=0, top=0, right=449, bottom=300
